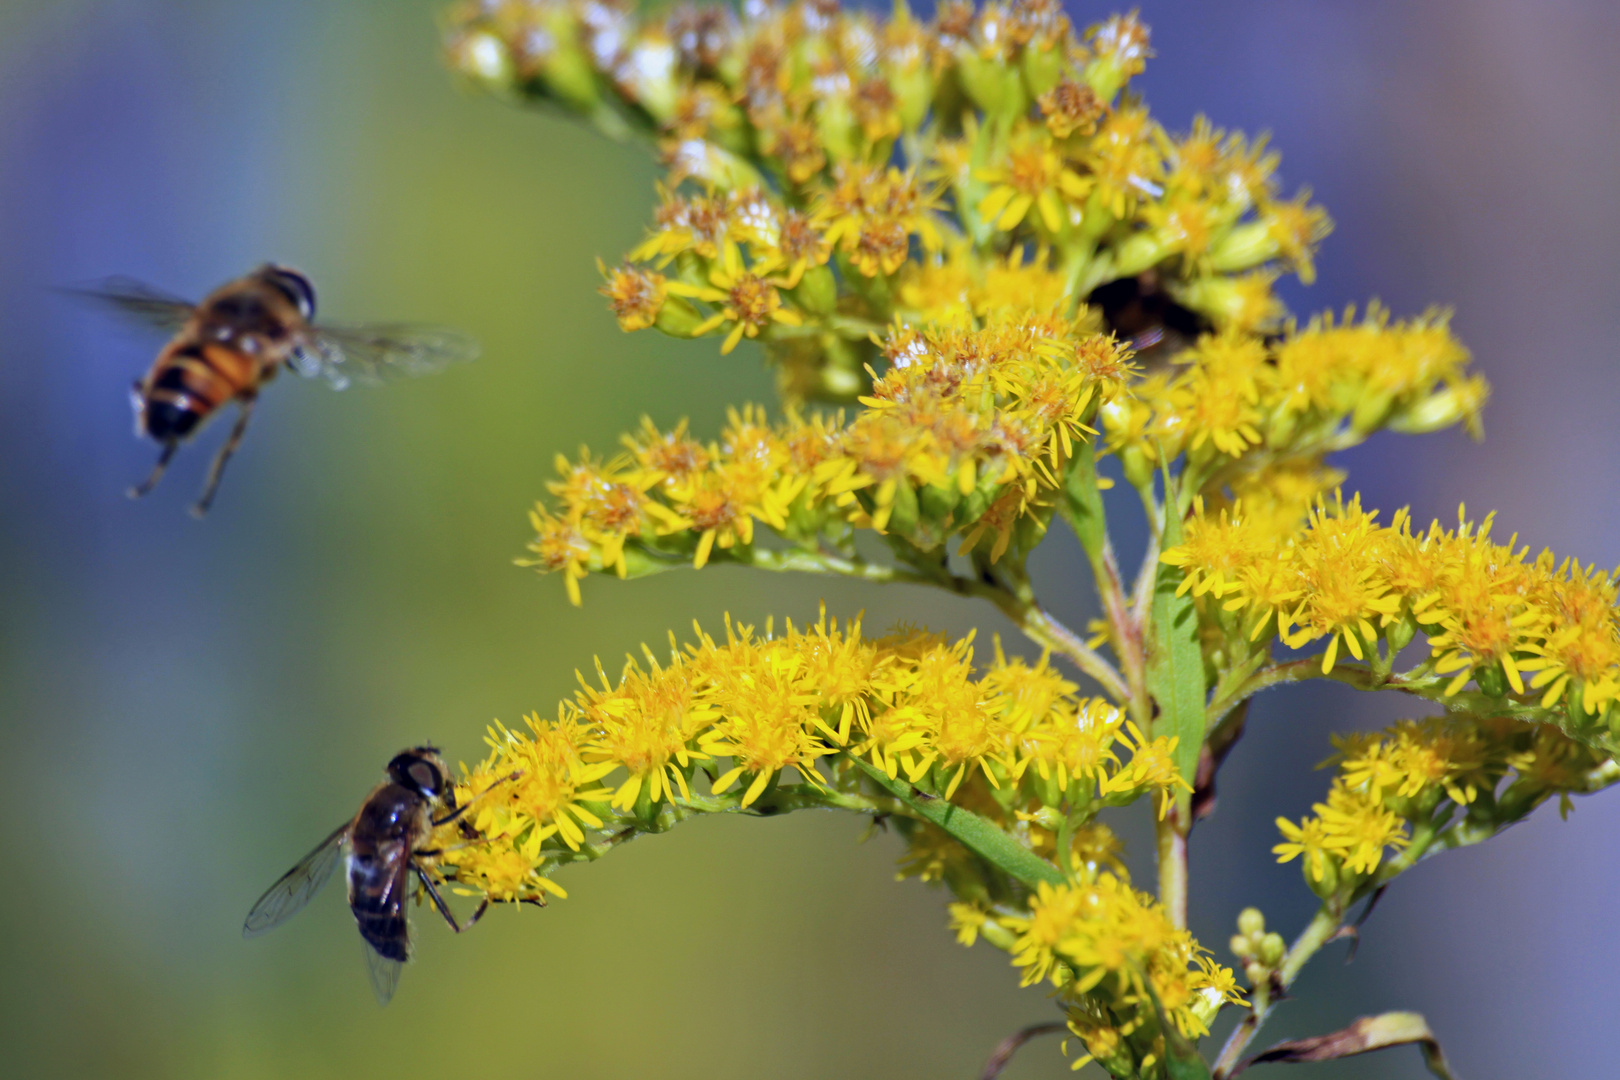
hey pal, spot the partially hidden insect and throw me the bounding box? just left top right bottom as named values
left=242, top=745, right=508, bottom=1005
left=68, top=264, right=478, bottom=515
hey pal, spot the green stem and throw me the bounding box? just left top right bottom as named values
left=738, top=545, right=1131, bottom=702
left=1156, top=809, right=1188, bottom=928
left=551, top=782, right=899, bottom=867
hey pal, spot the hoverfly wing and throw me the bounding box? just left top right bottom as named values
left=243, top=822, right=349, bottom=938
left=292, top=323, right=479, bottom=390
left=59, top=276, right=196, bottom=334
left=363, top=939, right=406, bottom=1006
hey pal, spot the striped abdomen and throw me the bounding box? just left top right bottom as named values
left=348, top=847, right=411, bottom=962
left=345, top=784, right=425, bottom=964
left=139, top=339, right=264, bottom=442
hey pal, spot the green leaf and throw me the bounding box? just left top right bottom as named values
left=1061, top=438, right=1108, bottom=566
left=1146, top=482, right=1206, bottom=794
left=846, top=756, right=1064, bottom=888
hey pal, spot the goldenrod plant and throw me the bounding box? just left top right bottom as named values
left=420, top=2, right=1618, bottom=1076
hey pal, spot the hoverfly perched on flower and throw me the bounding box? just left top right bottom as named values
left=243, top=746, right=511, bottom=1004
left=70, top=264, right=478, bottom=515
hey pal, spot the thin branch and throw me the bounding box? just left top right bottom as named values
left=979, top=1021, right=1068, bottom=1080
left=1015, top=601, right=1131, bottom=703
left=735, top=546, right=1131, bottom=700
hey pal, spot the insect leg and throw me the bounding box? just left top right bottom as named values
left=128, top=442, right=179, bottom=499
left=430, top=769, right=523, bottom=828
left=191, top=394, right=256, bottom=517
left=413, top=864, right=489, bottom=932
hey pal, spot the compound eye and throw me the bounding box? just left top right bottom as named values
left=263, top=266, right=316, bottom=321
left=407, top=760, right=441, bottom=795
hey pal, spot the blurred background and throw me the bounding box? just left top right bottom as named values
left=1, top=1, right=1616, bottom=1077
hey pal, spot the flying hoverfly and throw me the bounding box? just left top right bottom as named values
left=243, top=746, right=506, bottom=1005
left=70, top=264, right=478, bottom=515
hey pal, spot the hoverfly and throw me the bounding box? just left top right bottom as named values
left=1088, top=269, right=1211, bottom=366
left=69, top=265, right=478, bottom=515
left=243, top=746, right=504, bottom=1005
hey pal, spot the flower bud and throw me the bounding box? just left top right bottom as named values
left=1237, top=907, right=1265, bottom=938
left=956, top=47, right=1027, bottom=122
left=886, top=478, right=921, bottom=536
left=1230, top=934, right=1255, bottom=960
left=815, top=97, right=859, bottom=164
left=1113, top=232, right=1169, bottom=277
left=1019, top=42, right=1065, bottom=101
left=616, top=36, right=680, bottom=124
left=1389, top=377, right=1489, bottom=439
left=1350, top=388, right=1396, bottom=436
left=890, top=64, right=935, bottom=133
left=653, top=295, right=707, bottom=338
left=1119, top=444, right=1155, bottom=492
left=1207, top=221, right=1279, bottom=273
left=533, top=6, right=605, bottom=114
left=793, top=265, right=838, bottom=316
left=919, top=480, right=963, bottom=521
left=1384, top=617, right=1416, bottom=655
left=1306, top=855, right=1340, bottom=899
left=1259, top=932, right=1285, bottom=966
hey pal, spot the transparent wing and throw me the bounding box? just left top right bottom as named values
left=58, top=276, right=196, bottom=333
left=363, top=938, right=406, bottom=1006
left=242, top=823, right=348, bottom=938
left=291, top=323, right=479, bottom=390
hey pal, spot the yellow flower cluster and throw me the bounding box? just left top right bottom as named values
left=1164, top=496, right=1620, bottom=732
left=432, top=0, right=1620, bottom=1067
left=1275, top=715, right=1608, bottom=895
left=953, top=877, right=1243, bottom=1071
left=523, top=320, right=1133, bottom=602
left=436, top=614, right=1187, bottom=903
left=1103, top=306, right=1486, bottom=497
left=445, top=0, right=1331, bottom=402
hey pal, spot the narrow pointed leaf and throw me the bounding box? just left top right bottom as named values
left=1147, top=483, right=1207, bottom=792
left=847, top=756, right=1064, bottom=887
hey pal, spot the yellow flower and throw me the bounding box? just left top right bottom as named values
left=631, top=187, right=736, bottom=264
left=700, top=624, right=831, bottom=806
left=815, top=164, right=943, bottom=277
left=1317, top=783, right=1409, bottom=875
left=1273, top=814, right=1333, bottom=883
left=520, top=505, right=592, bottom=606
left=977, top=130, right=1089, bottom=234
left=668, top=242, right=802, bottom=353
left=597, top=261, right=667, bottom=331
left=1279, top=495, right=1402, bottom=672
left=750, top=209, right=832, bottom=288
left=1038, top=78, right=1104, bottom=139
left=578, top=654, right=719, bottom=811
left=470, top=712, right=614, bottom=852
